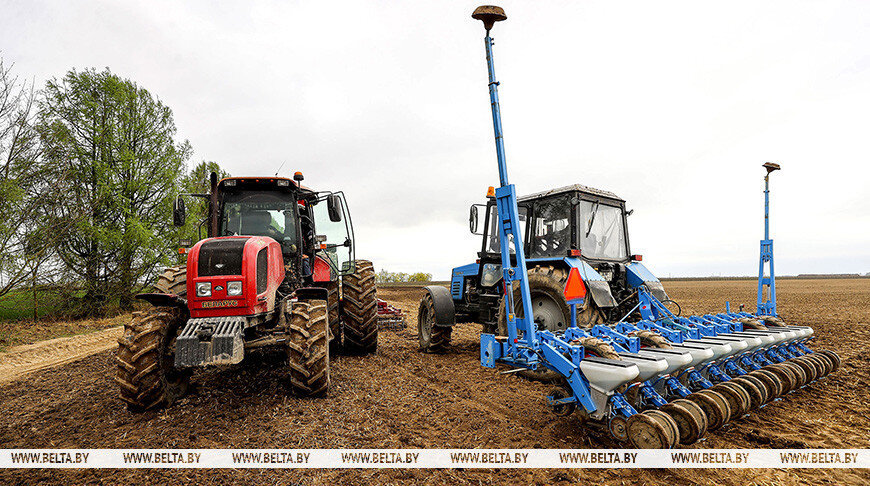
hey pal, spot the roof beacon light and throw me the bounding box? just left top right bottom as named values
left=293, top=171, right=304, bottom=182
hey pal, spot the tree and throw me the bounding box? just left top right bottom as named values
left=408, top=272, right=433, bottom=282
left=37, top=68, right=191, bottom=313
left=375, top=270, right=432, bottom=283
left=176, top=161, right=230, bottom=246
left=0, top=58, right=51, bottom=302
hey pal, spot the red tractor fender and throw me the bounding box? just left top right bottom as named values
left=312, top=255, right=332, bottom=282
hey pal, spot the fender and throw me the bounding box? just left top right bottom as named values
left=295, top=286, right=329, bottom=303
left=625, top=261, right=669, bottom=302
left=136, top=292, right=188, bottom=309
left=421, top=285, right=456, bottom=327
left=312, top=255, right=332, bottom=282
left=559, top=257, right=618, bottom=308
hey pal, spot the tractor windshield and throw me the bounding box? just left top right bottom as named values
left=577, top=201, right=627, bottom=260
left=220, top=191, right=298, bottom=246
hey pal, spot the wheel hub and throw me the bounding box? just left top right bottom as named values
left=531, top=293, right=567, bottom=331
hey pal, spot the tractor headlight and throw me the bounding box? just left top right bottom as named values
left=196, top=282, right=212, bottom=297
left=227, top=281, right=243, bottom=296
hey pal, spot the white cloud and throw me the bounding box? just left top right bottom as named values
left=2, top=0, right=868, bottom=278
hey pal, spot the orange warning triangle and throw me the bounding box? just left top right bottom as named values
left=564, top=267, right=587, bottom=303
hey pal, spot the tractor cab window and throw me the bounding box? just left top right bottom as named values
left=578, top=200, right=627, bottom=260
left=531, top=196, right=571, bottom=258
left=310, top=192, right=355, bottom=275
left=484, top=204, right=528, bottom=254
left=221, top=191, right=298, bottom=247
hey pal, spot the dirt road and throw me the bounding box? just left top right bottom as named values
left=0, top=279, right=867, bottom=485
left=0, top=326, right=121, bottom=384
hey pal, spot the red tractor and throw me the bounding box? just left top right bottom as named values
left=115, top=172, right=378, bottom=410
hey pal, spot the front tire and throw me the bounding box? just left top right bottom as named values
left=115, top=307, right=190, bottom=411
left=153, top=265, right=187, bottom=297
left=325, top=281, right=342, bottom=354
left=286, top=300, right=330, bottom=397
left=418, top=291, right=452, bottom=353
left=341, top=260, right=378, bottom=354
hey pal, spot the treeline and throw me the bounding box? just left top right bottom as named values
left=376, top=270, right=433, bottom=283
left=0, top=59, right=227, bottom=318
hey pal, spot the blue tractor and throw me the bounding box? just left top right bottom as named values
left=418, top=5, right=841, bottom=448
left=419, top=182, right=667, bottom=349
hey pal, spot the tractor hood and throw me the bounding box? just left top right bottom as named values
left=186, top=236, right=285, bottom=318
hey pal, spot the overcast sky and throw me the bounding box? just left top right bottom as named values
left=3, top=0, right=869, bottom=278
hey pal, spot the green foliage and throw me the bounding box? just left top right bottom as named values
left=36, top=68, right=192, bottom=313
left=0, top=58, right=50, bottom=301
left=175, top=161, right=230, bottom=249
left=0, top=287, right=66, bottom=322
left=376, top=270, right=433, bottom=283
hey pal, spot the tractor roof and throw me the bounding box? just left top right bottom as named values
left=218, top=176, right=315, bottom=194
left=519, top=184, right=624, bottom=203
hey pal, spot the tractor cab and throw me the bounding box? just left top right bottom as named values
left=452, top=183, right=663, bottom=330
left=472, top=184, right=631, bottom=264
left=213, top=176, right=354, bottom=281
left=174, top=172, right=356, bottom=285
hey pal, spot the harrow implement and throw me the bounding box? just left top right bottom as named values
left=421, top=5, right=841, bottom=449
left=377, top=299, right=407, bottom=330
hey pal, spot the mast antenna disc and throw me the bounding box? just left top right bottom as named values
left=472, top=5, right=507, bottom=30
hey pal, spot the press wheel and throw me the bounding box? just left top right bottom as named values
left=690, top=390, right=731, bottom=430
left=730, top=377, right=764, bottom=410
left=790, top=357, right=817, bottom=383
left=817, top=350, right=841, bottom=372
left=712, top=382, right=749, bottom=418
left=804, top=354, right=828, bottom=378
left=765, top=364, right=795, bottom=393
left=781, top=361, right=807, bottom=387
left=675, top=398, right=709, bottom=444
left=645, top=410, right=680, bottom=448
left=743, top=374, right=770, bottom=404
left=608, top=415, right=629, bottom=442
left=819, top=352, right=837, bottom=374
left=627, top=412, right=672, bottom=449
left=719, top=381, right=753, bottom=414
left=808, top=353, right=832, bottom=376
left=749, top=369, right=782, bottom=399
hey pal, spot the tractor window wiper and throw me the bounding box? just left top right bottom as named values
left=585, top=201, right=600, bottom=238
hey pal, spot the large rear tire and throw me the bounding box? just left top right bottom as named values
left=286, top=300, right=330, bottom=397
left=341, top=260, right=378, bottom=354
left=153, top=265, right=187, bottom=297
left=497, top=265, right=602, bottom=336
left=496, top=265, right=604, bottom=382
left=115, top=307, right=190, bottom=411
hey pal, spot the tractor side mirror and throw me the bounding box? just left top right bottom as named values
left=327, top=194, right=342, bottom=222
left=469, top=204, right=486, bottom=235
left=172, top=197, right=186, bottom=227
